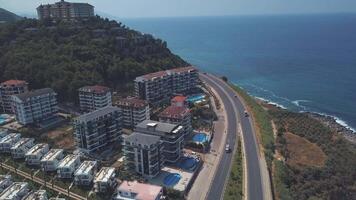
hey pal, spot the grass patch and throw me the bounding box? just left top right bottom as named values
left=224, top=139, right=243, bottom=200
left=273, top=160, right=292, bottom=200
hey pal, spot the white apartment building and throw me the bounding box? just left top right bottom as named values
left=41, top=149, right=64, bottom=172
left=115, top=181, right=163, bottom=200
left=22, top=190, right=47, bottom=200
left=0, top=182, right=29, bottom=200
left=57, top=154, right=81, bottom=179
left=115, top=97, right=150, bottom=128
left=25, top=143, right=49, bottom=166
left=0, top=80, right=29, bottom=114
left=0, top=133, right=21, bottom=153
left=74, top=160, right=97, bottom=186
left=0, top=175, right=12, bottom=193
left=10, top=138, right=35, bottom=159
left=94, top=167, right=117, bottom=193
left=78, top=85, right=112, bottom=113
left=12, top=88, right=58, bottom=125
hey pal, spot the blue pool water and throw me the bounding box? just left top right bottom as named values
left=0, top=115, right=7, bottom=125
left=163, top=173, right=181, bottom=187
left=187, top=94, right=205, bottom=103
left=192, top=133, right=208, bottom=143
left=180, top=157, right=198, bottom=171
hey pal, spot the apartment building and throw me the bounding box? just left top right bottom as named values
left=37, top=0, right=94, bottom=20
left=0, top=133, right=21, bottom=153
left=0, top=175, right=12, bottom=193
left=73, top=106, right=122, bottom=153
left=114, top=181, right=163, bottom=200
left=134, top=66, right=198, bottom=104
left=94, top=167, right=117, bottom=193
left=0, top=182, right=29, bottom=200
left=41, top=149, right=64, bottom=172
left=158, top=105, right=192, bottom=137
left=123, top=132, right=163, bottom=178
left=74, top=160, right=97, bottom=186
left=135, top=120, right=184, bottom=164
left=78, top=85, right=112, bottom=113
left=57, top=154, right=81, bottom=179
left=0, top=80, right=29, bottom=113
left=114, top=97, right=150, bottom=128
left=25, top=143, right=49, bottom=166
left=22, top=190, right=47, bottom=200
left=10, top=138, right=35, bottom=159
left=12, top=88, right=58, bottom=125
left=0, top=129, right=8, bottom=138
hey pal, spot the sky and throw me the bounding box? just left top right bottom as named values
left=1, top=0, right=356, bottom=18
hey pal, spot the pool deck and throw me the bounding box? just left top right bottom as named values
left=149, top=166, right=194, bottom=192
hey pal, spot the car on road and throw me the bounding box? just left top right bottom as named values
left=244, top=110, right=249, bottom=117
left=225, top=144, right=231, bottom=153
left=234, top=95, right=237, bottom=98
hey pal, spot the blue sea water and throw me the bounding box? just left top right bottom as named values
left=122, top=14, right=356, bottom=131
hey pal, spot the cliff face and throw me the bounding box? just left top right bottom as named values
left=0, top=16, right=188, bottom=101
left=0, top=8, right=22, bottom=22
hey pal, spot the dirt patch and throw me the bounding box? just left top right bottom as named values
left=46, top=125, right=75, bottom=150
left=285, top=132, right=327, bottom=168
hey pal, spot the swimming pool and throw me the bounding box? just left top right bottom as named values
left=0, top=115, right=9, bottom=125
left=192, top=133, right=209, bottom=143
left=187, top=94, right=206, bottom=103
left=163, top=173, right=182, bottom=187
left=180, top=157, right=199, bottom=171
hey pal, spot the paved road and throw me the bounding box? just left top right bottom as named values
left=201, top=73, right=264, bottom=200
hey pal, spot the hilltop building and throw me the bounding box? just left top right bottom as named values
left=41, top=149, right=64, bottom=172
left=114, top=181, right=163, bottom=200
left=74, top=161, right=97, bottom=186
left=10, top=138, right=35, bottom=159
left=114, top=97, right=150, bottom=128
left=94, top=167, right=117, bottom=193
left=25, top=143, right=49, bottom=166
left=37, top=0, right=94, bottom=20
left=78, top=85, right=112, bottom=113
left=0, top=80, right=29, bottom=113
left=134, top=66, right=198, bottom=104
left=73, top=106, right=122, bottom=153
left=12, top=88, right=58, bottom=125
left=57, top=154, right=81, bottom=179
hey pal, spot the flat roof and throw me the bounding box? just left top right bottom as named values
left=0, top=133, right=21, bottom=144
left=0, top=182, right=28, bottom=199
left=25, top=143, right=48, bottom=156
left=117, top=181, right=162, bottom=200
left=115, top=97, right=148, bottom=108
left=0, top=175, right=11, bottom=183
left=78, top=85, right=110, bottom=94
left=135, top=120, right=181, bottom=134
left=41, top=149, right=63, bottom=162
left=75, top=160, right=97, bottom=176
left=124, top=132, right=161, bottom=146
left=14, top=88, right=55, bottom=102
left=135, top=66, right=197, bottom=82
left=10, top=138, right=34, bottom=150
left=75, top=106, right=120, bottom=123
left=22, top=190, right=47, bottom=200
left=58, top=154, right=80, bottom=168
left=94, top=167, right=115, bottom=182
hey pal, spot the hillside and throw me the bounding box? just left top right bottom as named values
left=0, top=8, right=22, bottom=22
left=0, top=17, right=188, bottom=101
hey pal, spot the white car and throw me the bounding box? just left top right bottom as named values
left=225, top=144, right=231, bottom=153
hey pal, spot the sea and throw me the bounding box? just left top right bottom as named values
left=121, top=14, right=356, bottom=132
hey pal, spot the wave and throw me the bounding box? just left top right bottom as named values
left=291, top=100, right=310, bottom=111
left=310, top=111, right=356, bottom=133
left=255, top=96, right=287, bottom=109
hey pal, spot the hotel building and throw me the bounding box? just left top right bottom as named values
left=78, top=85, right=112, bottom=113
left=10, top=138, right=35, bottom=159
left=12, top=88, right=58, bottom=125
left=114, top=97, right=150, bottom=128
left=74, top=160, right=97, bottom=186
left=94, top=167, right=117, bottom=193
left=37, top=0, right=94, bottom=20
left=0, top=80, right=29, bottom=114
left=134, top=66, right=198, bottom=104
left=123, top=132, right=163, bottom=178
left=0, top=182, right=29, bottom=200
left=25, top=143, right=50, bottom=166
left=114, top=181, right=163, bottom=200
left=57, top=154, right=81, bottom=179
left=0, top=133, right=21, bottom=153
left=73, top=106, right=122, bottom=153
left=40, top=149, right=64, bottom=172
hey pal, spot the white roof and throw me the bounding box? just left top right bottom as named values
left=22, top=190, right=47, bottom=200
left=0, top=182, right=28, bottom=199
left=75, top=160, right=97, bottom=176
left=41, top=149, right=63, bottom=162
left=58, top=154, right=80, bottom=168
left=94, top=167, right=115, bottom=182
left=0, top=175, right=11, bottom=184
left=10, top=138, right=34, bottom=150
left=25, top=143, right=48, bottom=156
left=0, top=133, right=20, bottom=144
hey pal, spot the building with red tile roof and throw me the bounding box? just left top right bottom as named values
left=114, top=97, right=150, bottom=128
left=158, top=105, right=192, bottom=137
left=0, top=80, right=29, bottom=113
left=78, top=85, right=112, bottom=113
left=171, top=95, right=187, bottom=107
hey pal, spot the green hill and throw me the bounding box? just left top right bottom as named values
left=0, top=8, right=22, bottom=23
left=0, top=17, right=188, bottom=101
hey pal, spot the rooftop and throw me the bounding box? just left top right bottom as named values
left=26, top=143, right=48, bottom=156
left=124, top=132, right=161, bottom=146
left=135, top=66, right=197, bottom=81
left=0, top=133, right=20, bottom=144
left=135, top=120, right=182, bottom=134
left=58, top=154, right=80, bottom=168
left=158, top=106, right=190, bottom=120
left=115, top=97, right=148, bottom=108
left=117, top=181, right=162, bottom=200
left=75, top=106, right=120, bottom=123
left=14, top=88, right=55, bottom=102
left=78, top=85, right=110, bottom=94
left=10, top=138, right=34, bottom=150
left=75, top=160, right=97, bottom=176
left=94, top=167, right=115, bottom=182
left=170, top=66, right=197, bottom=73
left=0, top=80, right=28, bottom=87
left=22, top=190, right=47, bottom=200
left=41, top=149, right=63, bottom=162
left=0, top=182, right=28, bottom=199
left=172, top=95, right=187, bottom=103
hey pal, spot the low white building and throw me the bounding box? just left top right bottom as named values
left=25, top=143, right=49, bottom=166
left=0, top=133, right=21, bottom=153
left=94, top=167, right=117, bottom=193
left=0, top=175, right=12, bottom=193
left=22, top=190, right=47, bottom=200
left=0, top=182, right=29, bottom=200
left=57, top=154, right=81, bottom=179
left=114, top=181, right=163, bottom=200
left=74, top=160, right=97, bottom=186
left=10, top=138, right=35, bottom=159
left=41, top=149, right=64, bottom=172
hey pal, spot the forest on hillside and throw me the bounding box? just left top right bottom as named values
left=0, top=16, right=188, bottom=101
